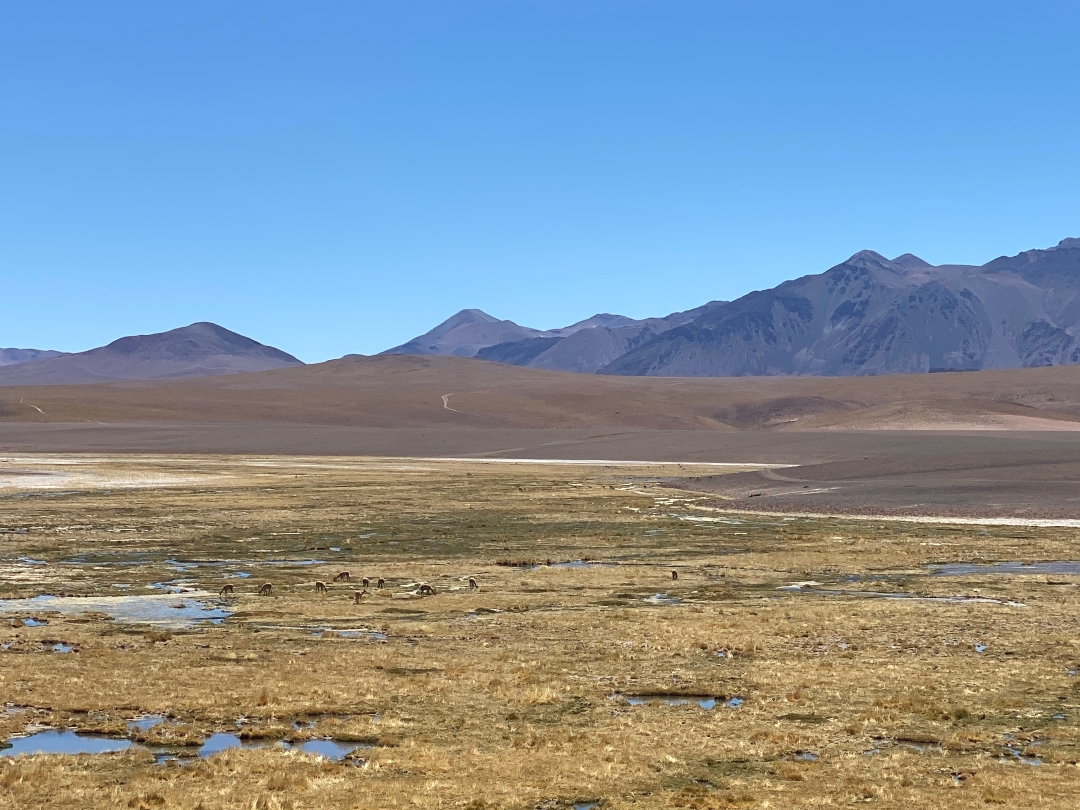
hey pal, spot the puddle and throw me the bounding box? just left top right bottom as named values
left=548, top=560, right=616, bottom=569
left=791, top=751, right=818, bottom=762
left=1, top=730, right=134, bottom=756
left=1, top=728, right=373, bottom=763
left=644, top=593, right=681, bottom=605
left=974, top=643, right=988, bottom=653
left=574, top=804, right=600, bottom=810
left=1000, top=746, right=1042, bottom=766
left=931, top=561, right=1080, bottom=576
left=127, top=715, right=165, bottom=733
left=612, top=694, right=735, bottom=710
left=292, top=739, right=367, bottom=759
left=6, top=617, right=47, bottom=627
left=197, top=732, right=267, bottom=757
left=16, top=557, right=46, bottom=565
left=0, top=594, right=231, bottom=628
left=2, top=640, right=76, bottom=653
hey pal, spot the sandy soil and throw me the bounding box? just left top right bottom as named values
left=6, top=354, right=1080, bottom=431
left=675, top=438, right=1080, bottom=520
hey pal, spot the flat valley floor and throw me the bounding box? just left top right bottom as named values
left=2, top=454, right=1080, bottom=808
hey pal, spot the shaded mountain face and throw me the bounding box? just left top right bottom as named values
left=400, top=237, right=1080, bottom=377
left=602, top=240, right=1080, bottom=376
left=0, top=322, right=302, bottom=385
left=380, top=308, right=664, bottom=367
left=0, top=348, right=66, bottom=367
left=475, top=303, right=723, bottom=373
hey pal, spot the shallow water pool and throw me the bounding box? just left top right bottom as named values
left=0, top=593, right=231, bottom=628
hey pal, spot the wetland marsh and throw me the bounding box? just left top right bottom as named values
left=1, top=454, right=1080, bottom=808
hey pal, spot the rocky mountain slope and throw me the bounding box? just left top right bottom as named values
left=0, top=322, right=302, bottom=385
left=380, top=308, right=655, bottom=364
left=385, top=305, right=722, bottom=373
left=604, top=238, right=1080, bottom=376
left=388, top=238, right=1080, bottom=377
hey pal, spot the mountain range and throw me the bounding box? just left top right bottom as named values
left=0, top=322, right=301, bottom=385
left=385, top=237, right=1080, bottom=376
left=5, top=237, right=1080, bottom=385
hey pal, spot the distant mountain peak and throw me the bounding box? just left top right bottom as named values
left=847, top=249, right=891, bottom=263
left=0, top=322, right=300, bottom=386
left=842, top=250, right=906, bottom=274
left=891, top=253, right=932, bottom=269
left=98, top=322, right=298, bottom=361
left=382, top=309, right=543, bottom=358
left=417, top=309, right=506, bottom=338
left=441, top=308, right=500, bottom=327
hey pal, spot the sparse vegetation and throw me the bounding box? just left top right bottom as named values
left=1, top=454, right=1080, bottom=808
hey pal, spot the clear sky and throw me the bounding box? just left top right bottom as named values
left=3, top=1, right=1079, bottom=361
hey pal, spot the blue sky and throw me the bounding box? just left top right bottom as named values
left=2, top=1, right=1079, bottom=361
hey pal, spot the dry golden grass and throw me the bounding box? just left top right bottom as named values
left=0, top=455, right=1079, bottom=808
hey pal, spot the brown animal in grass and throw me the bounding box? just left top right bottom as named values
left=219, top=584, right=235, bottom=596
left=258, top=583, right=273, bottom=596
left=334, top=571, right=351, bottom=583
left=353, top=589, right=367, bottom=604
left=377, top=578, right=385, bottom=589
left=361, top=577, right=370, bottom=588
left=315, top=581, right=327, bottom=594
left=468, top=578, right=478, bottom=590
left=671, top=570, right=678, bottom=581
left=418, top=584, right=436, bottom=596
